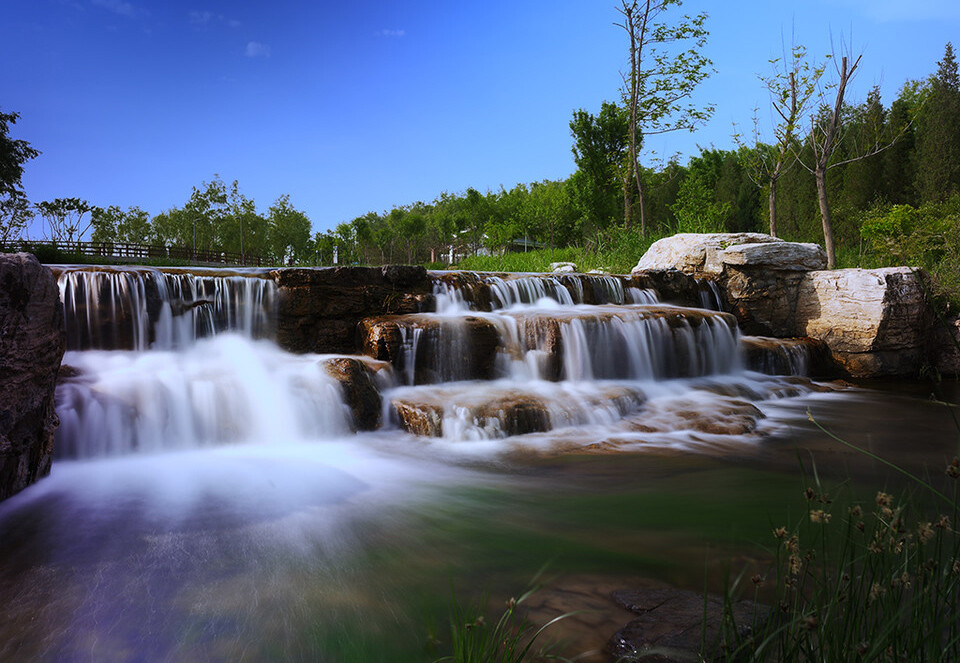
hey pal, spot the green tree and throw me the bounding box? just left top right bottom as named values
left=90, top=205, right=123, bottom=243
left=616, top=0, right=714, bottom=235
left=570, top=102, right=631, bottom=230
left=36, top=198, right=93, bottom=243
left=0, top=109, right=40, bottom=242
left=915, top=43, right=960, bottom=203
left=267, top=194, right=312, bottom=264
left=118, top=206, right=151, bottom=244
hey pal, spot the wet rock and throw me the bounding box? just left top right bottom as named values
left=740, top=336, right=837, bottom=378
left=629, top=269, right=703, bottom=308
left=0, top=253, right=65, bottom=501
left=393, top=400, right=445, bottom=437
left=608, top=586, right=763, bottom=662
left=321, top=357, right=384, bottom=431
left=272, top=265, right=432, bottom=354
left=933, top=313, right=960, bottom=377
left=551, top=262, right=577, bottom=274
left=359, top=314, right=501, bottom=384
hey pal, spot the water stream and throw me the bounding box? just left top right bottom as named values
left=1, top=266, right=957, bottom=662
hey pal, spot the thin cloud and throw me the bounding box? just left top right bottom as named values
left=188, top=10, right=213, bottom=25
left=227, top=18, right=241, bottom=28
left=378, top=29, right=406, bottom=38
left=245, top=41, right=271, bottom=58
left=91, top=0, right=137, bottom=18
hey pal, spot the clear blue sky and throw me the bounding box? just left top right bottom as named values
left=4, top=0, right=959, bottom=236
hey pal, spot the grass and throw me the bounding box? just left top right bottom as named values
left=435, top=575, right=576, bottom=663
left=455, top=227, right=659, bottom=275
left=708, top=419, right=960, bottom=662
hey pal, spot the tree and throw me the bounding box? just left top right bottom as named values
left=267, top=194, right=312, bottom=264
left=0, top=109, right=40, bottom=242
left=616, top=0, right=714, bottom=235
left=915, top=43, right=960, bottom=203
left=735, top=43, right=824, bottom=236
left=800, top=50, right=902, bottom=268
left=36, top=198, right=93, bottom=243
left=90, top=205, right=123, bottom=243
left=570, top=102, right=631, bottom=230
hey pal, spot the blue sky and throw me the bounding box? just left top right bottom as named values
left=4, top=0, right=959, bottom=236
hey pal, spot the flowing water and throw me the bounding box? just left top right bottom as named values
left=1, top=266, right=958, bottom=662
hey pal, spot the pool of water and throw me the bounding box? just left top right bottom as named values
left=1, top=377, right=957, bottom=662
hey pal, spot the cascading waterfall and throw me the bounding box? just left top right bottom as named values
left=54, top=266, right=348, bottom=460
left=56, top=266, right=277, bottom=351
left=366, top=272, right=815, bottom=443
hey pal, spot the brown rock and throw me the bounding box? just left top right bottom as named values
left=358, top=314, right=501, bottom=384
left=272, top=265, right=432, bottom=354
left=0, top=253, right=66, bottom=501
left=321, top=357, right=384, bottom=431
left=740, top=336, right=837, bottom=378
left=608, top=586, right=764, bottom=662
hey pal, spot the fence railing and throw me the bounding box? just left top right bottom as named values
left=0, top=240, right=269, bottom=267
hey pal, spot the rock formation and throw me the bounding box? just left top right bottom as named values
left=320, top=357, right=386, bottom=431
left=0, top=253, right=65, bottom=501
left=632, top=233, right=933, bottom=378
left=272, top=265, right=432, bottom=354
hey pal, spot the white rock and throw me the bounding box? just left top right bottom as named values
left=632, top=233, right=781, bottom=276
left=720, top=242, right=827, bottom=271
left=550, top=262, right=577, bottom=274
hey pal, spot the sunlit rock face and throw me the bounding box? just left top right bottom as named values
left=795, top=267, right=932, bottom=377
left=632, top=233, right=934, bottom=377
left=0, top=254, right=65, bottom=500
left=631, top=232, right=781, bottom=277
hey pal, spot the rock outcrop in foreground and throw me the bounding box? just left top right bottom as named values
left=632, top=233, right=933, bottom=378
left=0, top=253, right=65, bottom=501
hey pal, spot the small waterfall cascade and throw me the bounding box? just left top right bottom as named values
left=55, top=266, right=277, bottom=351
left=52, top=265, right=829, bottom=458
left=360, top=272, right=823, bottom=444
left=54, top=266, right=350, bottom=460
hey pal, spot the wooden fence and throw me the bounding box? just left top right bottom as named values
left=0, top=240, right=268, bottom=267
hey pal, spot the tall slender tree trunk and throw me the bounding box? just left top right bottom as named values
left=768, top=178, right=778, bottom=237
left=815, top=166, right=835, bottom=268
left=621, top=175, right=633, bottom=229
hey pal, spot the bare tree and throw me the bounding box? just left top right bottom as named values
left=735, top=43, right=824, bottom=237
left=800, top=48, right=908, bottom=268
left=616, top=0, right=713, bottom=236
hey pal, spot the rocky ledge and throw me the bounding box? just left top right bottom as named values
left=632, top=233, right=937, bottom=378
left=0, top=253, right=65, bottom=501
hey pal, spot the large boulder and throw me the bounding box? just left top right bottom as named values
left=0, top=253, right=65, bottom=501
left=632, top=233, right=781, bottom=277
left=794, top=267, right=931, bottom=377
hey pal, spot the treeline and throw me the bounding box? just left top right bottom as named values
left=325, top=43, right=960, bottom=272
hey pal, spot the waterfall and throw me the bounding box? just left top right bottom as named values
left=56, top=337, right=351, bottom=459
left=56, top=267, right=277, bottom=351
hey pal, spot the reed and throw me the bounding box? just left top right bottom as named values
left=709, top=425, right=960, bottom=662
